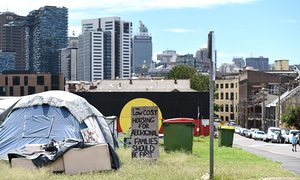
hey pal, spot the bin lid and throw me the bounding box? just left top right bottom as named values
left=163, top=118, right=194, bottom=124
left=219, top=126, right=235, bottom=130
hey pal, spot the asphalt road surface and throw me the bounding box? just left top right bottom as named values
left=233, top=133, right=300, bottom=176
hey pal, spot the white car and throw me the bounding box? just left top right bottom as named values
left=253, top=131, right=267, bottom=141
left=249, top=128, right=259, bottom=139
left=285, top=129, right=299, bottom=144
left=265, top=127, right=281, bottom=142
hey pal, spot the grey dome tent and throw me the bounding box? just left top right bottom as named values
left=0, top=90, right=120, bottom=169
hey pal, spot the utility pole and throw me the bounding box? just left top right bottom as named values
left=208, top=31, right=215, bottom=180
left=277, top=76, right=281, bottom=127
left=261, top=87, right=266, bottom=132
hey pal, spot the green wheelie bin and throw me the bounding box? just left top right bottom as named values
left=163, top=118, right=195, bottom=152
left=218, top=126, right=235, bottom=147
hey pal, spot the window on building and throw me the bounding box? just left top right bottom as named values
left=221, top=93, right=224, bottom=99
left=225, top=104, right=229, bottom=112
left=230, top=104, right=234, bottom=112
left=231, top=83, right=234, bottom=88
left=230, top=92, right=234, bottom=100
left=225, top=83, right=229, bottom=88
left=215, top=93, right=219, bottom=99
left=20, top=86, right=24, bottom=96
left=0, top=87, right=5, bottom=96
left=9, top=86, right=14, bottom=96
left=226, top=116, right=229, bottom=121
left=226, top=93, right=229, bottom=100
left=216, top=84, right=219, bottom=89
left=5, top=76, right=8, bottom=85
left=44, top=86, right=48, bottom=91
left=28, top=86, right=36, bottom=95
left=221, top=105, right=224, bottom=112
left=220, top=84, right=223, bottom=88
left=13, top=76, right=20, bottom=85
left=37, top=76, right=44, bottom=85
left=24, top=76, right=28, bottom=85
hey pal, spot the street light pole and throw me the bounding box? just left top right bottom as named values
left=208, top=31, right=215, bottom=180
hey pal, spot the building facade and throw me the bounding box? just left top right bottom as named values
left=273, top=59, right=289, bottom=70
left=232, top=57, right=245, bottom=68
left=0, top=71, right=64, bottom=96
left=0, top=12, right=26, bottom=71
left=215, top=74, right=239, bottom=122
left=195, top=48, right=210, bottom=72
left=0, top=51, right=16, bottom=73
left=157, top=50, right=177, bottom=65
left=133, top=21, right=152, bottom=75
left=176, top=54, right=198, bottom=69
left=245, top=56, right=269, bottom=70
left=79, top=17, right=132, bottom=80
left=59, top=47, right=77, bottom=81
left=7, top=6, right=68, bottom=74
left=238, top=70, right=296, bottom=130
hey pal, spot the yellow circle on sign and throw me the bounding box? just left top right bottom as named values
left=119, top=98, right=163, bottom=132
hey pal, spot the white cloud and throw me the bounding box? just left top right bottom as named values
left=1, top=0, right=257, bottom=36
left=164, top=28, right=196, bottom=33
left=1, top=0, right=257, bottom=16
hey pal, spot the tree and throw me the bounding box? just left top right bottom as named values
left=167, top=64, right=197, bottom=79
left=282, top=107, right=300, bottom=129
left=166, top=65, right=209, bottom=92
left=190, top=73, right=209, bottom=92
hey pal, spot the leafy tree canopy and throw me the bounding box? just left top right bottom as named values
left=166, top=64, right=209, bottom=92
left=282, top=107, right=300, bottom=129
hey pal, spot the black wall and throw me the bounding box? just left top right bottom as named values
left=75, top=92, right=209, bottom=119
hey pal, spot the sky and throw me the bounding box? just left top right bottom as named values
left=1, top=0, right=299, bottom=67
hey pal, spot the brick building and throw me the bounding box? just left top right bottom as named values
left=0, top=71, right=64, bottom=96
left=238, top=70, right=296, bottom=129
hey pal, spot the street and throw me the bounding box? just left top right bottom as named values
left=233, top=133, right=300, bottom=176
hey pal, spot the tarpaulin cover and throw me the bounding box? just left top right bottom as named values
left=0, top=90, right=120, bottom=169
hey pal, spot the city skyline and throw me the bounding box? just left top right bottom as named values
left=1, top=0, right=299, bottom=67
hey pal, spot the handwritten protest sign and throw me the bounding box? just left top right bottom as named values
left=131, top=106, right=159, bottom=159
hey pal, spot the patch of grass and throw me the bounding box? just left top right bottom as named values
left=0, top=137, right=298, bottom=180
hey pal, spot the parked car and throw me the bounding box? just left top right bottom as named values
left=280, top=128, right=289, bottom=143
left=265, top=127, right=281, bottom=142
left=248, top=128, right=259, bottom=139
left=234, top=126, right=241, bottom=134
left=242, top=129, right=249, bottom=137
left=253, top=130, right=267, bottom=141
left=285, top=129, right=299, bottom=144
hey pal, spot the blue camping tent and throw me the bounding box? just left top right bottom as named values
left=0, top=90, right=119, bottom=168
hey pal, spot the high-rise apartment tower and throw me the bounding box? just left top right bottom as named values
left=133, top=21, right=152, bottom=75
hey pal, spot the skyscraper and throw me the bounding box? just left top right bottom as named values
left=78, top=17, right=132, bottom=80
left=7, top=6, right=68, bottom=74
left=0, top=12, right=26, bottom=71
left=77, top=31, right=105, bottom=81
left=245, top=56, right=269, bottom=70
left=27, top=6, right=68, bottom=74
left=133, top=21, right=152, bottom=75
